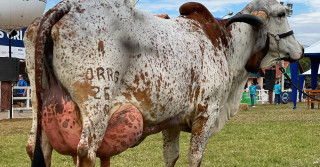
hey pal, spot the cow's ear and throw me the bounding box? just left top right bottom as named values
left=245, top=32, right=270, bottom=73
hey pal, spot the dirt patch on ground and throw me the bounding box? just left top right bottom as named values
left=239, top=103, right=249, bottom=112
left=0, top=118, right=32, bottom=136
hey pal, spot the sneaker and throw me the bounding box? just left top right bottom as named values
left=252, top=106, right=256, bottom=107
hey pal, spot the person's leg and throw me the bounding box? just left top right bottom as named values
left=278, top=94, right=281, bottom=104
left=251, top=94, right=254, bottom=106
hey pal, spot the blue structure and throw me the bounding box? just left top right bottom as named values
left=290, top=62, right=299, bottom=109
left=292, top=41, right=320, bottom=109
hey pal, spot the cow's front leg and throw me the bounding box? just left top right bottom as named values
left=162, top=128, right=180, bottom=167
left=188, top=113, right=216, bottom=167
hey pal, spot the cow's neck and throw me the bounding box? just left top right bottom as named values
left=228, top=24, right=258, bottom=81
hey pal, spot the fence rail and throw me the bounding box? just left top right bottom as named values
left=257, top=89, right=270, bottom=104
left=0, top=85, right=33, bottom=119
left=12, top=86, right=32, bottom=111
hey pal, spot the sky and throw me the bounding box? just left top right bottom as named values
left=46, top=0, right=320, bottom=47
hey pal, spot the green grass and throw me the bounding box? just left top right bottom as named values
left=1, top=102, right=320, bottom=166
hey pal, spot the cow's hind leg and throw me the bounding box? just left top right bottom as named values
left=26, top=128, right=53, bottom=167
left=162, top=129, right=180, bottom=167
left=41, top=132, right=54, bottom=167
left=26, top=84, right=53, bottom=167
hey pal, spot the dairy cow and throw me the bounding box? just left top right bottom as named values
left=24, top=0, right=304, bottom=166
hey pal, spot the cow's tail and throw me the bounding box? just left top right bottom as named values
left=32, top=1, right=71, bottom=167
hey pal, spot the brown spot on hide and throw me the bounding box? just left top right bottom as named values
left=133, top=89, right=154, bottom=111
left=160, top=105, right=166, bottom=112
left=245, top=36, right=270, bottom=73
left=133, top=75, right=139, bottom=85
left=201, top=88, right=205, bottom=96
left=62, top=119, right=69, bottom=128
left=129, top=114, right=135, bottom=122
left=190, top=68, right=195, bottom=83
left=98, top=40, right=105, bottom=54
left=76, top=6, right=85, bottom=13
left=72, top=81, right=96, bottom=105
left=122, top=92, right=132, bottom=100
left=140, top=73, right=145, bottom=82
left=157, top=80, right=161, bottom=89
left=251, top=11, right=268, bottom=21
left=48, top=118, right=53, bottom=123
left=194, top=87, right=201, bottom=101
left=192, top=116, right=208, bottom=136
left=197, top=104, right=208, bottom=112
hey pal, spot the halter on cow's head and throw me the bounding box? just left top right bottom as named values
left=226, top=0, right=304, bottom=73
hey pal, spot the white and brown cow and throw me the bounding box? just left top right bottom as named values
left=24, top=0, right=304, bottom=166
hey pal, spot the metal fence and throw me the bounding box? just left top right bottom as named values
left=12, top=86, right=32, bottom=111
left=0, top=86, right=32, bottom=119
left=242, top=89, right=273, bottom=105
left=256, top=89, right=270, bottom=104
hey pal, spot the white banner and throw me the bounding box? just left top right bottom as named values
left=0, top=45, right=25, bottom=59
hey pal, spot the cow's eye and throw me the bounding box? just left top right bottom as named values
left=277, top=12, right=286, bottom=18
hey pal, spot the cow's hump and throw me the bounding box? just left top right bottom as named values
left=179, top=2, right=231, bottom=49
left=179, top=2, right=215, bottom=24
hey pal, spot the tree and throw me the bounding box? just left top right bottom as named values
left=299, top=57, right=311, bottom=72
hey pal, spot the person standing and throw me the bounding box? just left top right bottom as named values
left=249, top=82, right=257, bottom=107
left=256, top=82, right=261, bottom=90
left=256, top=82, right=261, bottom=100
left=274, top=81, right=281, bottom=104
left=17, top=74, right=28, bottom=107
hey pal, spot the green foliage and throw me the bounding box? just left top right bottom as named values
left=298, top=57, right=320, bottom=88
left=1, top=103, right=320, bottom=166
left=299, top=57, right=311, bottom=72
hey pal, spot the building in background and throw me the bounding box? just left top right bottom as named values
left=0, top=28, right=28, bottom=110
left=0, top=28, right=27, bottom=59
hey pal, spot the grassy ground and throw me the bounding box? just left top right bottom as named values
left=0, top=102, right=320, bottom=166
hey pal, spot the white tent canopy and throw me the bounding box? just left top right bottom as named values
left=301, top=65, right=320, bottom=75
left=305, top=40, right=320, bottom=54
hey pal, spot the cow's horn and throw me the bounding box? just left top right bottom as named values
left=226, top=14, right=264, bottom=29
